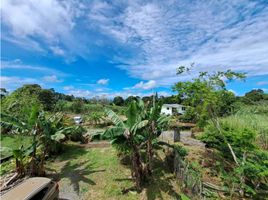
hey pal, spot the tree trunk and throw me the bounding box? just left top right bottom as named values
left=173, top=127, right=180, bottom=142
left=15, top=159, right=21, bottom=175
left=39, top=147, right=47, bottom=176
left=132, top=145, right=143, bottom=190
left=146, top=137, right=153, bottom=176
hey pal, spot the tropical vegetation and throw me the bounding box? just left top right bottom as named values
left=0, top=69, right=267, bottom=199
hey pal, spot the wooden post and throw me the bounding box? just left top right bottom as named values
left=174, top=127, right=180, bottom=142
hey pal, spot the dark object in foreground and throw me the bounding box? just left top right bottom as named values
left=1, top=177, right=59, bottom=200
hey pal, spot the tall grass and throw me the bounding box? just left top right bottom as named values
left=222, top=104, right=268, bottom=150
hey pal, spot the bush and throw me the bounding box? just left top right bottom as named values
left=71, top=100, right=84, bottom=113
left=66, top=126, right=87, bottom=142
left=180, top=107, right=197, bottom=123
left=200, top=121, right=256, bottom=156
left=199, top=116, right=268, bottom=197
left=174, top=144, right=188, bottom=158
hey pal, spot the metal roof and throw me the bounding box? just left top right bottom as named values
left=162, top=104, right=184, bottom=108
left=2, top=177, right=51, bottom=200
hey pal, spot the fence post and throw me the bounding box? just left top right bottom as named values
left=174, top=127, right=180, bottom=142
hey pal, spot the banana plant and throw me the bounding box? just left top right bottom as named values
left=88, top=112, right=104, bottom=125
left=143, top=95, right=171, bottom=175
left=1, top=107, right=81, bottom=176
left=103, top=99, right=148, bottom=189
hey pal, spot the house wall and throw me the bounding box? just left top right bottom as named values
left=161, top=106, right=172, bottom=115
left=161, top=105, right=187, bottom=115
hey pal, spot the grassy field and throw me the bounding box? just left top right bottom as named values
left=46, top=143, right=182, bottom=200
left=0, top=135, right=32, bottom=158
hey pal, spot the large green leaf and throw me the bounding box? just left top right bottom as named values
left=125, top=101, right=139, bottom=127
left=105, top=109, right=125, bottom=127
left=103, top=127, right=126, bottom=139
left=0, top=113, right=27, bottom=130
left=131, top=120, right=149, bottom=135
left=51, top=132, right=66, bottom=142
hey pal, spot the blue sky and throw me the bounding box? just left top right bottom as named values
left=1, top=0, right=268, bottom=98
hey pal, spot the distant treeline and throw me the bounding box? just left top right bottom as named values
left=1, top=84, right=267, bottom=115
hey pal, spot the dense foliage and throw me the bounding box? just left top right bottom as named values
left=199, top=105, right=268, bottom=197
left=173, top=68, right=245, bottom=127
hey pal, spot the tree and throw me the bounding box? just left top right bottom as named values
left=113, top=96, right=124, bottom=106
left=125, top=96, right=139, bottom=105
left=173, top=67, right=246, bottom=164
left=158, top=95, right=182, bottom=105
left=0, top=88, right=8, bottom=98
left=244, top=89, right=265, bottom=103
left=103, top=100, right=148, bottom=189
left=71, top=99, right=84, bottom=113
left=38, top=89, right=56, bottom=111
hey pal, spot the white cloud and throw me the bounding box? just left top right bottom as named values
left=63, top=85, right=74, bottom=91
left=1, top=0, right=87, bottom=58
left=67, top=89, right=93, bottom=98
left=66, top=86, right=170, bottom=99
left=133, top=80, right=156, bottom=90
left=1, top=59, right=67, bottom=76
left=228, top=89, right=238, bottom=96
left=2, top=0, right=268, bottom=89
left=50, top=46, right=65, bottom=56
left=256, top=81, right=268, bottom=86
left=42, top=75, right=63, bottom=83
left=0, top=76, right=39, bottom=90
left=88, top=0, right=268, bottom=86
left=97, top=78, right=109, bottom=85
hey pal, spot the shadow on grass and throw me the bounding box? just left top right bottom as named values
left=144, top=153, right=181, bottom=200
left=115, top=151, right=181, bottom=200
left=46, top=143, right=105, bottom=195
left=60, top=161, right=105, bottom=194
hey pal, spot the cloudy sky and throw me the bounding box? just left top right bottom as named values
left=1, top=0, right=268, bottom=98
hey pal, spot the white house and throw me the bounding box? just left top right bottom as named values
left=161, top=104, right=186, bottom=115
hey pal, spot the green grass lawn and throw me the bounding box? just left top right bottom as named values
left=0, top=135, right=33, bottom=158
left=46, top=143, right=183, bottom=200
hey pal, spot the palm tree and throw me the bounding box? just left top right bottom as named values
left=103, top=100, right=148, bottom=189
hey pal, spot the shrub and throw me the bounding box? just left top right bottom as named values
left=200, top=115, right=268, bottom=197
left=174, top=144, right=188, bottom=158
left=179, top=107, right=197, bottom=123
left=71, top=100, right=84, bottom=113
left=65, top=126, right=87, bottom=142
left=200, top=121, right=256, bottom=157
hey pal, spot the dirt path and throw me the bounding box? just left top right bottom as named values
left=80, top=141, right=111, bottom=148
left=180, top=130, right=205, bottom=147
